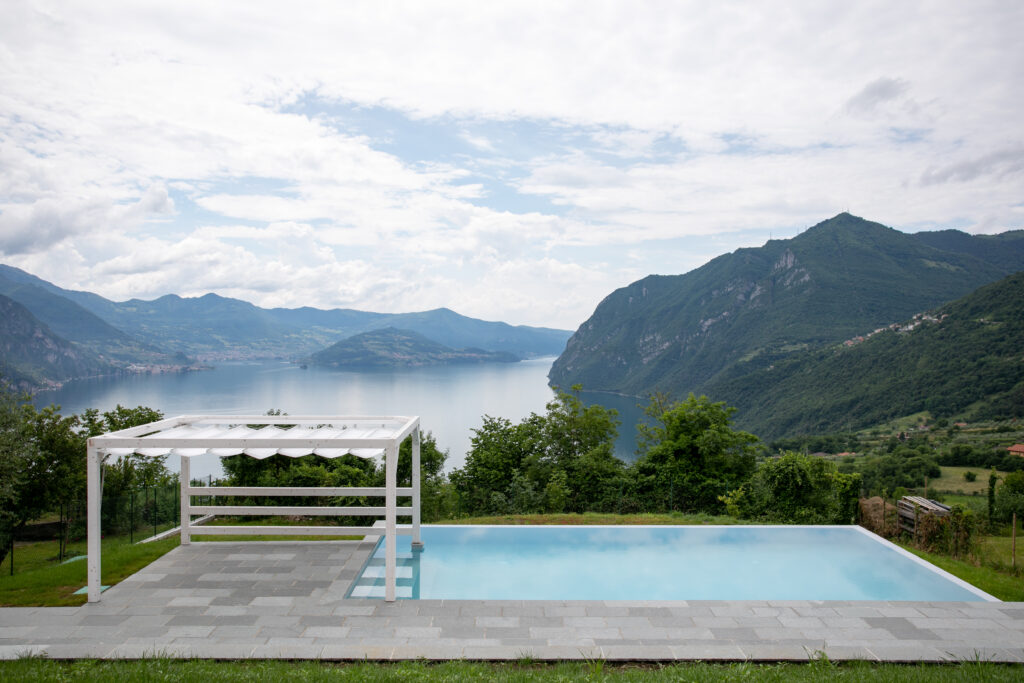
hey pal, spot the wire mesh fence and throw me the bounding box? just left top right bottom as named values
left=2, top=482, right=183, bottom=574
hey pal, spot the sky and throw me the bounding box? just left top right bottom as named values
left=1, top=1, right=1022, bottom=331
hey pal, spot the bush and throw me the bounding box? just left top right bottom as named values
left=915, top=504, right=979, bottom=559
left=964, top=470, right=977, bottom=482
left=723, top=452, right=860, bottom=524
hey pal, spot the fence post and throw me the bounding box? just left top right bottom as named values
left=57, top=502, right=63, bottom=563
left=1013, top=512, right=1017, bottom=569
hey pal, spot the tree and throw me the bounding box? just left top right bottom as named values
left=537, top=386, right=622, bottom=513
left=0, top=382, right=37, bottom=567
left=26, top=405, right=89, bottom=559
left=988, top=467, right=998, bottom=524
left=995, top=470, right=1024, bottom=523
left=0, top=391, right=168, bottom=563
left=379, top=431, right=450, bottom=521
left=721, top=451, right=862, bottom=524
left=632, top=394, right=758, bottom=513
left=449, top=414, right=542, bottom=515
left=543, top=469, right=569, bottom=513
left=449, top=386, right=621, bottom=515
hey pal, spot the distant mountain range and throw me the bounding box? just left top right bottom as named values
left=309, top=327, right=520, bottom=368
left=550, top=213, right=1024, bottom=436
left=0, top=264, right=571, bottom=389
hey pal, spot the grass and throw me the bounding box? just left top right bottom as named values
left=439, top=511, right=741, bottom=525
left=932, top=466, right=1007, bottom=495
left=977, top=531, right=1023, bottom=571
left=1, top=659, right=1023, bottom=682
left=195, top=517, right=364, bottom=542
left=0, top=517, right=368, bottom=606
left=899, top=544, right=1024, bottom=602
left=0, top=536, right=179, bottom=607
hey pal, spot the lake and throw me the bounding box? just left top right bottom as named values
left=33, top=360, right=646, bottom=480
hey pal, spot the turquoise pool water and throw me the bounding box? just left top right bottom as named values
left=349, top=525, right=996, bottom=601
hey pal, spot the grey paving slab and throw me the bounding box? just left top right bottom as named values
left=0, top=540, right=1022, bottom=663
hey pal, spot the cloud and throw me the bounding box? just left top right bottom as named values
left=1, top=1, right=1022, bottom=330
left=920, top=147, right=1024, bottom=185
left=459, top=132, right=495, bottom=152
left=0, top=185, right=174, bottom=255
left=845, top=77, right=911, bottom=116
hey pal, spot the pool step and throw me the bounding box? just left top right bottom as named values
left=349, top=552, right=422, bottom=599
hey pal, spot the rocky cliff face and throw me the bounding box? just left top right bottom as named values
left=549, top=213, right=1024, bottom=399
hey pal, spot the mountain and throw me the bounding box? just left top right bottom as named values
left=309, top=327, right=520, bottom=368
left=0, top=264, right=571, bottom=362
left=708, top=272, right=1024, bottom=439
left=0, top=294, right=113, bottom=390
left=910, top=229, right=1024, bottom=273
left=550, top=214, right=1024, bottom=399
left=0, top=265, right=180, bottom=366
left=91, top=296, right=569, bottom=360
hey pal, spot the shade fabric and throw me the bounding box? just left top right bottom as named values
left=96, top=420, right=405, bottom=460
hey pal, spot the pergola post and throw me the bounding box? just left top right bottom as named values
left=86, top=442, right=102, bottom=602
left=411, top=427, right=422, bottom=548
left=179, top=455, right=191, bottom=545
left=384, top=442, right=397, bottom=602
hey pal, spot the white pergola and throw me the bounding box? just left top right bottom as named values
left=86, top=415, right=422, bottom=603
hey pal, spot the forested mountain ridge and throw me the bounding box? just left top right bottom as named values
left=0, top=294, right=114, bottom=390
left=707, top=271, right=1024, bottom=438
left=309, top=327, right=520, bottom=367
left=549, top=213, right=1024, bottom=399
left=0, top=264, right=570, bottom=369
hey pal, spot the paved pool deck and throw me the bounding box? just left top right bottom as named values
left=1, top=540, right=1022, bottom=662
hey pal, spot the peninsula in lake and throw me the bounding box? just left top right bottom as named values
left=308, top=327, right=520, bottom=368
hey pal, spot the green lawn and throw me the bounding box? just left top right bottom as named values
left=975, top=532, right=1024, bottom=573
left=439, top=511, right=740, bottom=525
left=932, top=466, right=1008, bottom=495
left=195, top=517, right=364, bottom=542
left=0, top=536, right=179, bottom=606
left=0, top=518, right=368, bottom=606
left=899, top=544, right=1024, bottom=602
left=1, top=659, right=1023, bottom=682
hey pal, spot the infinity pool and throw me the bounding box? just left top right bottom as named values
left=348, top=525, right=996, bottom=602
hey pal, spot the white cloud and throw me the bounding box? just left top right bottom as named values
left=459, top=132, right=495, bottom=152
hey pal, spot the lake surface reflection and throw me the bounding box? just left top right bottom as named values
left=34, top=359, right=645, bottom=480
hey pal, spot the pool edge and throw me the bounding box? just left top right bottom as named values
left=852, top=524, right=1000, bottom=602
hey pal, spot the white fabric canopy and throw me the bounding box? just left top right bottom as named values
left=95, top=417, right=413, bottom=460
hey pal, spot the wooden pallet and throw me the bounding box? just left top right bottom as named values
left=897, top=496, right=950, bottom=535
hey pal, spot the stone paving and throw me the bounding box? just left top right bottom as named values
left=1, top=540, right=1022, bottom=662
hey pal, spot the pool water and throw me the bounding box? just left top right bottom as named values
left=348, top=525, right=996, bottom=602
